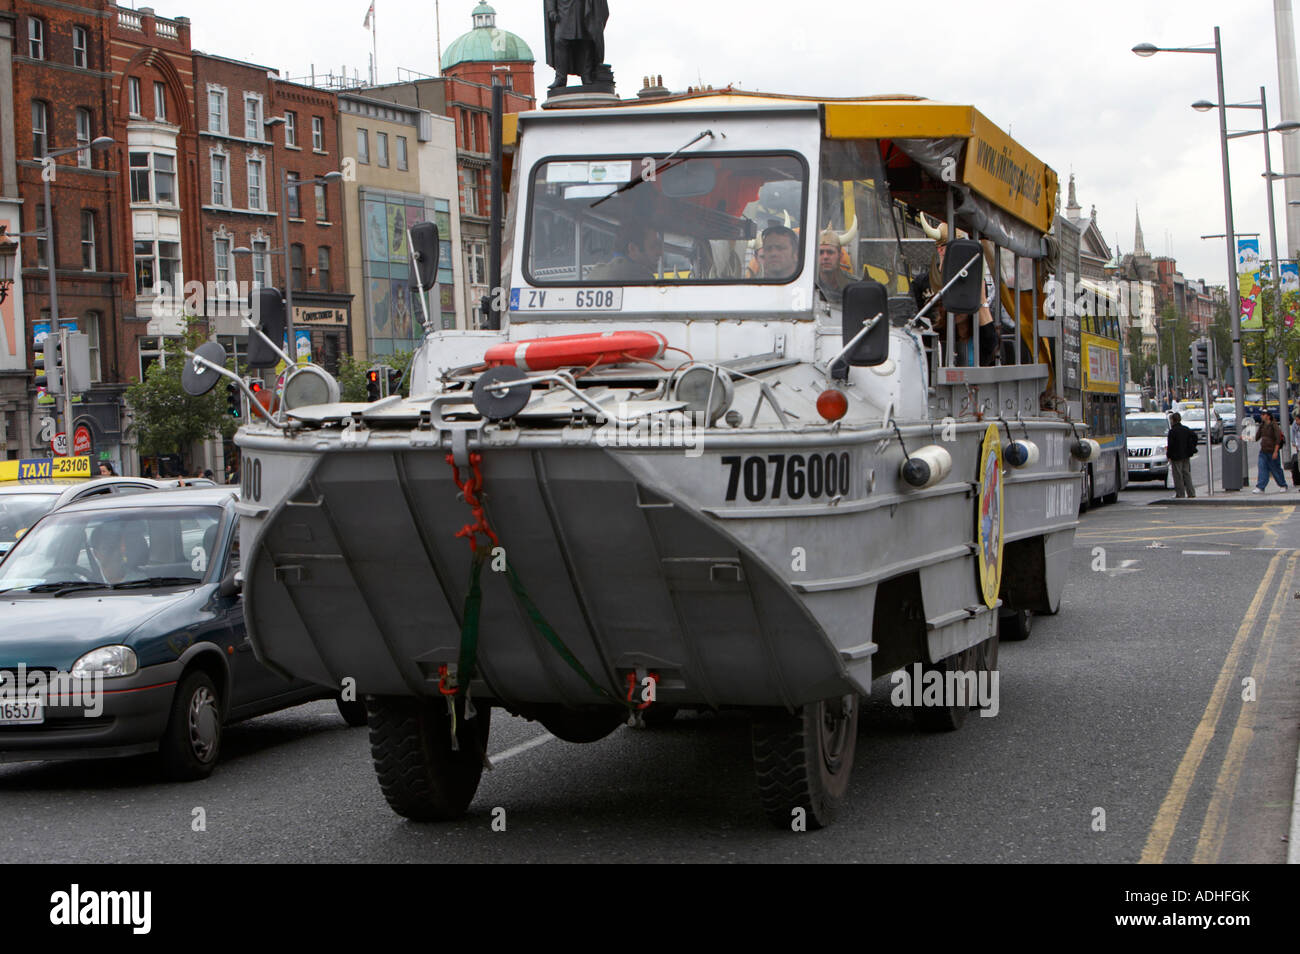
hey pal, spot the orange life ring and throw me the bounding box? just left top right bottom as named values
left=484, top=331, right=668, bottom=372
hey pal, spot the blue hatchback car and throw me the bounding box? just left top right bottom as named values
left=0, top=488, right=365, bottom=779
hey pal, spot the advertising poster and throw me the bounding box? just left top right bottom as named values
left=388, top=205, right=408, bottom=264
left=295, top=329, right=312, bottom=365
left=368, top=277, right=391, bottom=338
left=0, top=218, right=23, bottom=372
left=366, top=201, right=388, bottom=262
left=389, top=281, right=414, bottom=342
left=1281, top=262, right=1299, bottom=330
left=1238, top=237, right=1263, bottom=329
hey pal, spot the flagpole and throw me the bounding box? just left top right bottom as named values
left=435, top=0, right=443, bottom=76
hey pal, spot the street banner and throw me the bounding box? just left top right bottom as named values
left=1239, top=237, right=1263, bottom=329
left=1282, top=261, right=1299, bottom=330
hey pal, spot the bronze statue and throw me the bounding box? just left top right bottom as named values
left=544, top=0, right=609, bottom=90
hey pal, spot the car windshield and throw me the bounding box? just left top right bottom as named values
left=0, top=493, right=58, bottom=551
left=1182, top=409, right=1205, bottom=421
left=526, top=153, right=807, bottom=285
left=1127, top=419, right=1168, bottom=437
left=0, top=505, right=223, bottom=592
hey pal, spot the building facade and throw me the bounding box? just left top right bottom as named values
left=338, top=90, right=461, bottom=358
left=10, top=0, right=126, bottom=468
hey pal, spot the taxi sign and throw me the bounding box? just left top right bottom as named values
left=0, top=456, right=93, bottom=482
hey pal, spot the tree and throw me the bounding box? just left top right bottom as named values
left=124, top=322, right=235, bottom=469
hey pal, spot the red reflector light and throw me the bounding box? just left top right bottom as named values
left=817, top=389, right=848, bottom=422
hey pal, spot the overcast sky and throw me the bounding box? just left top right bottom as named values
left=177, top=0, right=1300, bottom=285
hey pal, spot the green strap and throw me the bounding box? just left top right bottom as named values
left=452, top=546, right=488, bottom=693
left=452, top=544, right=630, bottom=709
left=502, top=562, right=631, bottom=709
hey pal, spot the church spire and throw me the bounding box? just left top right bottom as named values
left=1066, top=174, right=1080, bottom=217
left=1134, top=206, right=1147, bottom=255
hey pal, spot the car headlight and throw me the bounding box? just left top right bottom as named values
left=71, top=645, right=138, bottom=678
left=671, top=365, right=734, bottom=425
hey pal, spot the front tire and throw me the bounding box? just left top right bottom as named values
left=158, top=670, right=222, bottom=781
left=367, top=695, right=489, bottom=821
left=752, top=695, right=858, bottom=830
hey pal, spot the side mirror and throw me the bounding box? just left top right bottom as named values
left=410, top=221, right=441, bottom=289
left=246, top=288, right=287, bottom=369
left=940, top=237, right=984, bottom=314
left=835, top=279, right=890, bottom=377
left=218, top=571, right=242, bottom=599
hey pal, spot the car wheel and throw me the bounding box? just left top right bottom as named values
left=752, top=694, right=858, bottom=829
left=158, top=670, right=222, bottom=781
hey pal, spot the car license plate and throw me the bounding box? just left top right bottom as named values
left=0, top=700, right=44, bottom=725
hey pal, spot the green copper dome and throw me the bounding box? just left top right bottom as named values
left=442, top=2, right=534, bottom=70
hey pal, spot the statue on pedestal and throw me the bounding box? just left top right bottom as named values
left=543, top=0, right=611, bottom=90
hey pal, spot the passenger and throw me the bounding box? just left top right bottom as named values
left=587, top=223, right=663, bottom=282
left=816, top=225, right=852, bottom=303
left=761, top=226, right=799, bottom=280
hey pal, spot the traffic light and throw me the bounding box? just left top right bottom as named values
left=366, top=367, right=384, bottom=401
left=41, top=335, right=64, bottom=394
left=33, top=340, right=62, bottom=394
left=386, top=366, right=402, bottom=397
left=226, top=381, right=241, bottom=418
left=1190, top=337, right=1211, bottom=378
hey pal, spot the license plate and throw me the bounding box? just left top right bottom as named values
left=0, top=700, right=44, bottom=725
left=510, top=288, right=623, bottom=312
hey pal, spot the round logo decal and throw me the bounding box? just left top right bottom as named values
left=976, top=423, right=1005, bottom=609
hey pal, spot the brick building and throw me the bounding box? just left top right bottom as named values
left=108, top=3, right=199, bottom=420
left=8, top=0, right=125, bottom=466
left=193, top=54, right=350, bottom=372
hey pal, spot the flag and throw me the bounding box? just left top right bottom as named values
left=363, top=2, right=374, bottom=29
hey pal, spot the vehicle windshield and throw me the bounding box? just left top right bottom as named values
left=525, top=153, right=807, bottom=285
left=0, top=493, right=58, bottom=551
left=1127, top=419, right=1168, bottom=437
left=0, top=506, right=224, bottom=592
left=1182, top=409, right=1206, bottom=421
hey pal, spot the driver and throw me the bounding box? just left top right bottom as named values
left=587, top=223, right=663, bottom=282
left=760, top=226, right=799, bottom=280
left=89, top=523, right=147, bottom=584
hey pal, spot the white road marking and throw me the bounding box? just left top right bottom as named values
left=1182, top=550, right=1230, bottom=556
left=488, top=732, right=555, bottom=765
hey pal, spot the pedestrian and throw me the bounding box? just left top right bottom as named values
left=1290, top=410, right=1300, bottom=488
left=1165, top=412, right=1198, bottom=499
left=97, top=461, right=116, bottom=476
left=1253, top=410, right=1288, bottom=493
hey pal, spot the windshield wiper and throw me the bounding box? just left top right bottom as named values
left=589, top=129, right=715, bottom=208
left=110, top=577, right=203, bottom=590
left=24, top=581, right=110, bottom=595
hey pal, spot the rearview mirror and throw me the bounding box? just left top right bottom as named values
left=836, top=279, right=890, bottom=375
left=218, top=571, right=242, bottom=599
left=409, top=221, right=441, bottom=288
left=246, top=288, right=287, bottom=369
left=940, top=237, right=984, bottom=314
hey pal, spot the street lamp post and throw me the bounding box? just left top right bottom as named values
left=1136, top=29, right=1249, bottom=487
left=1199, top=88, right=1300, bottom=468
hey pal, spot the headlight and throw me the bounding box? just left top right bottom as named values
left=671, top=365, right=734, bottom=425
left=282, top=365, right=341, bottom=411
left=71, top=646, right=138, bottom=678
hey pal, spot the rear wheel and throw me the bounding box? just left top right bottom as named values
left=999, top=607, right=1033, bottom=641
left=912, top=629, right=999, bottom=731
left=367, top=695, right=489, bottom=821
left=752, top=695, right=858, bottom=830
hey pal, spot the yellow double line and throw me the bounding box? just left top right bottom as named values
left=1139, top=549, right=1296, bottom=863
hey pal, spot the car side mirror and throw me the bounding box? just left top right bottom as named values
left=218, top=571, right=242, bottom=599
left=834, top=279, right=891, bottom=379
left=940, top=238, right=984, bottom=314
